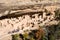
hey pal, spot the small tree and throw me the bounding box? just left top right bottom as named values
left=12, top=34, right=20, bottom=40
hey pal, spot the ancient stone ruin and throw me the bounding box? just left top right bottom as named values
left=0, top=0, right=60, bottom=40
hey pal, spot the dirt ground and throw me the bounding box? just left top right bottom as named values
left=0, top=36, right=12, bottom=40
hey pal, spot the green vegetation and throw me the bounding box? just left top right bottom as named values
left=12, top=28, right=47, bottom=40
left=12, top=34, right=20, bottom=40
left=12, top=24, right=60, bottom=40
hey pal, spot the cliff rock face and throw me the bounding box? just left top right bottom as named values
left=0, top=0, right=60, bottom=17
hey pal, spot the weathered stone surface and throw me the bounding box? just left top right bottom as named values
left=0, top=0, right=60, bottom=17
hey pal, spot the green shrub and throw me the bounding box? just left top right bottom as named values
left=12, top=34, right=20, bottom=40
